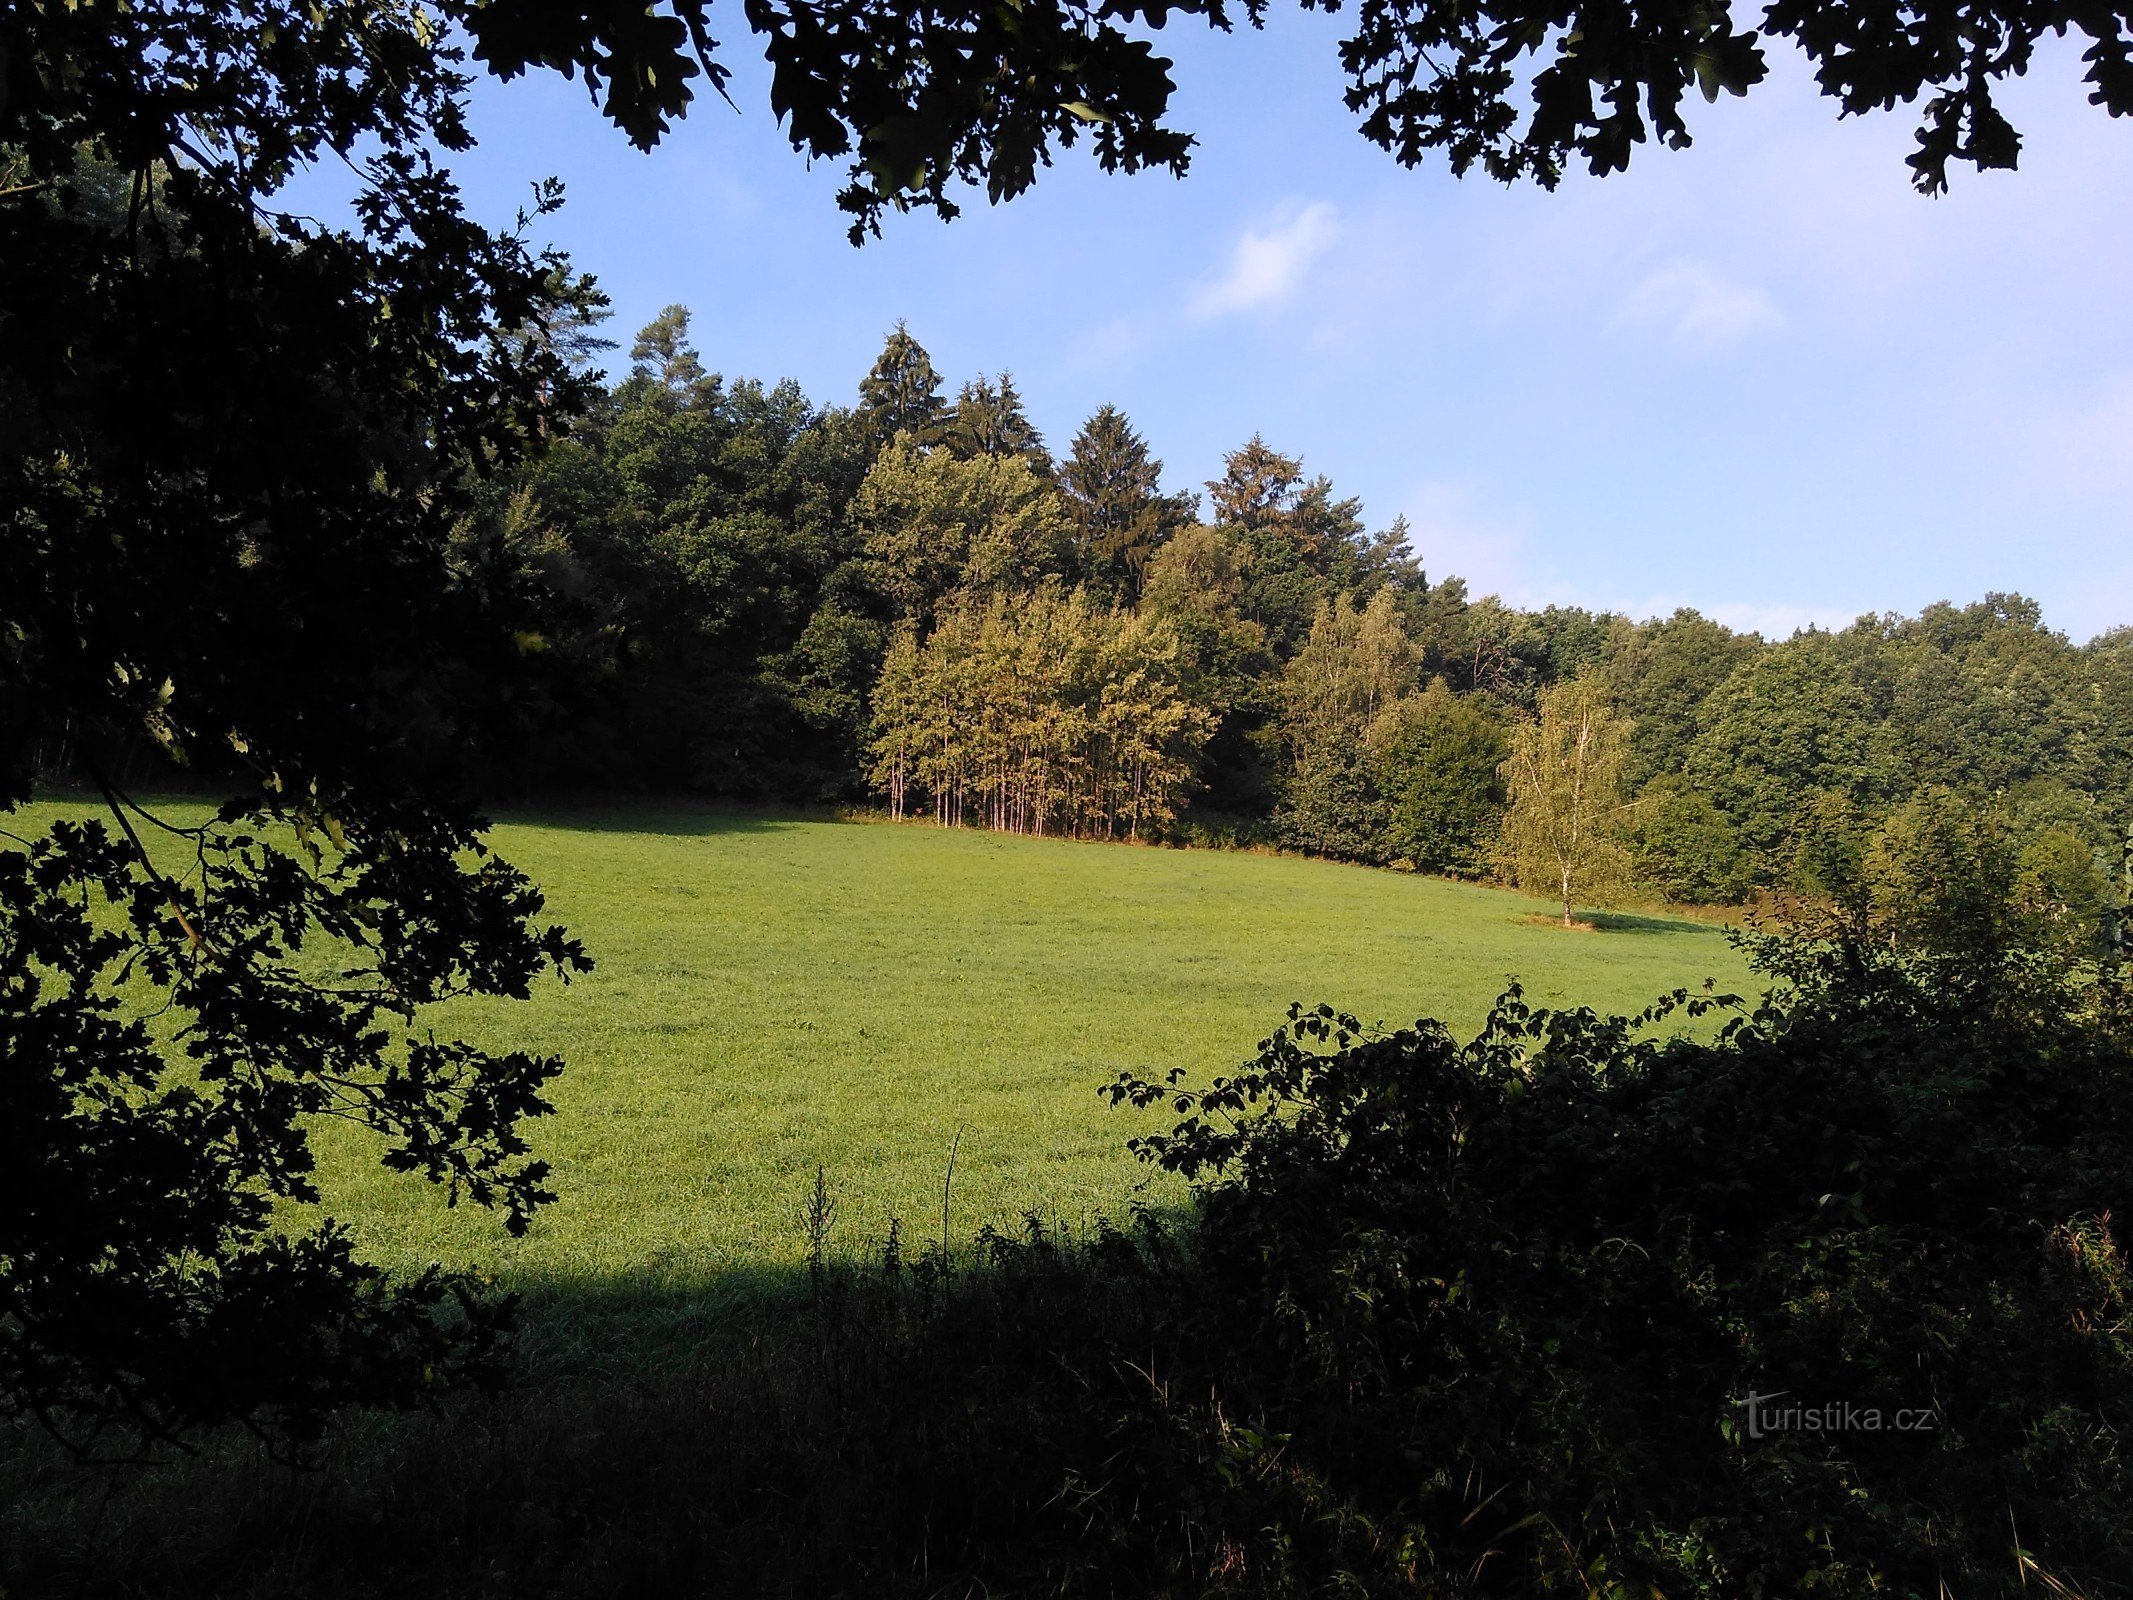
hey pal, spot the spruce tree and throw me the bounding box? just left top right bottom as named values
left=1060, top=405, right=1191, bottom=604
left=946, top=373, right=1049, bottom=468
left=857, top=321, right=947, bottom=445
left=1205, top=435, right=1304, bottom=530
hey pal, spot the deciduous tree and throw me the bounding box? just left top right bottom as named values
left=854, top=439, right=1074, bottom=627
left=1684, top=629, right=1900, bottom=876
left=1370, top=679, right=1511, bottom=876
left=3, top=116, right=597, bottom=1439
left=1499, top=676, right=1635, bottom=925
left=865, top=588, right=1213, bottom=837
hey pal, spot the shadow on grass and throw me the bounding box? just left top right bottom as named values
left=497, top=805, right=836, bottom=839
left=15, top=793, right=839, bottom=843
left=2, top=1215, right=1193, bottom=1600
left=1584, top=909, right=1717, bottom=936
left=497, top=1258, right=857, bottom=1379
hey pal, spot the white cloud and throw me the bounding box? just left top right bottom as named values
left=1614, top=260, right=1783, bottom=353
left=1189, top=201, right=1339, bottom=321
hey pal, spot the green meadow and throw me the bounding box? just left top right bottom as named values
left=317, top=811, right=1753, bottom=1293
left=22, top=804, right=1756, bottom=1309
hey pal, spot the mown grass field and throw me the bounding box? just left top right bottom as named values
left=21, top=803, right=1757, bottom=1328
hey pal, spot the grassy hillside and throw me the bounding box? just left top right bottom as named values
left=313, top=811, right=1752, bottom=1295
left=15, top=803, right=1755, bottom=1315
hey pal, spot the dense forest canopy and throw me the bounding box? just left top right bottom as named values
left=469, top=309, right=2132, bottom=936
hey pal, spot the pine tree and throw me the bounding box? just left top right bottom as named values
left=506, top=266, right=618, bottom=413
left=857, top=320, right=947, bottom=445
left=629, top=304, right=711, bottom=397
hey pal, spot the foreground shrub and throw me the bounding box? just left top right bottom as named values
left=1102, top=929, right=2133, bottom=1596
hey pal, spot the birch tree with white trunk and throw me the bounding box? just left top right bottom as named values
left=1499, top=676, right=1636, bottom=926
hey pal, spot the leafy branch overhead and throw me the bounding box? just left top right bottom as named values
left=7, top=0, right=2126, bottom=267
left=460, top=0, right=2133, bottom=232
left=3, top=0, right=608, bottom=1446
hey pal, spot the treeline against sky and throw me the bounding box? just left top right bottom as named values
left=457, top=306, right=2133, bottom=908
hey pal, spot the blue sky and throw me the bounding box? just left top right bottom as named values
left=409, top=12, right=2130, bottom=640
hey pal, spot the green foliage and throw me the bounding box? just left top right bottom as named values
left=1103, top=915, right=2133, bottom=1596
left=1168, top=440, right=1427, bottom=831
left=1058, top=405, right=1195, bottom=606
left=1667, top=602, right=2119, bottom=899
left=1202, top=437, right=1423, bottom=656
left=626, top=303, right=712, bottom=398
left=866, top=587, right=1214, bottom=837
left=1139, top=527, right=1269, bottom=689
left=1369, top=679, right=1510, bottom=876
left=1319, top=0, right=2133, bottom=194
left=1276, top=589, right=1420, bottom=756
left=1628, top=773, right=1752, bottom=904
left=3, top=5, right=602, bottom=1445
left=762, top=601, right=891, bottom=790
left=1498, top=675, right=1636, bottom=922
left=1432, top=595, right=1622, bottom=706
left=1783, top=786, right=2126, bottom=991
left=2094, top=628, right=2133, bottom=811
left=1608, top=608, right=1759, bottom=787
left=1684, top=628, right=1902, bottom=873
left=1270, top=589, right=1418, bottom=858
left=1270, top=746, right=1391, bottom=861
left=857, top=321, right=948, bottom=446
left=1, top=804, right=586, bottom=1454
left=368, top=319, right=2133, bottom=910
left=500, top=347, right=874, bottom=791
left=854, top=437, right=1074, bottom=626
left=944, top=372, right=1050, bottom=469
left=1138, top=526, right=1281, bottom=820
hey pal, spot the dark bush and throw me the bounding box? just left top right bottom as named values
left=1101, top=928, right=2133, bottom=1595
